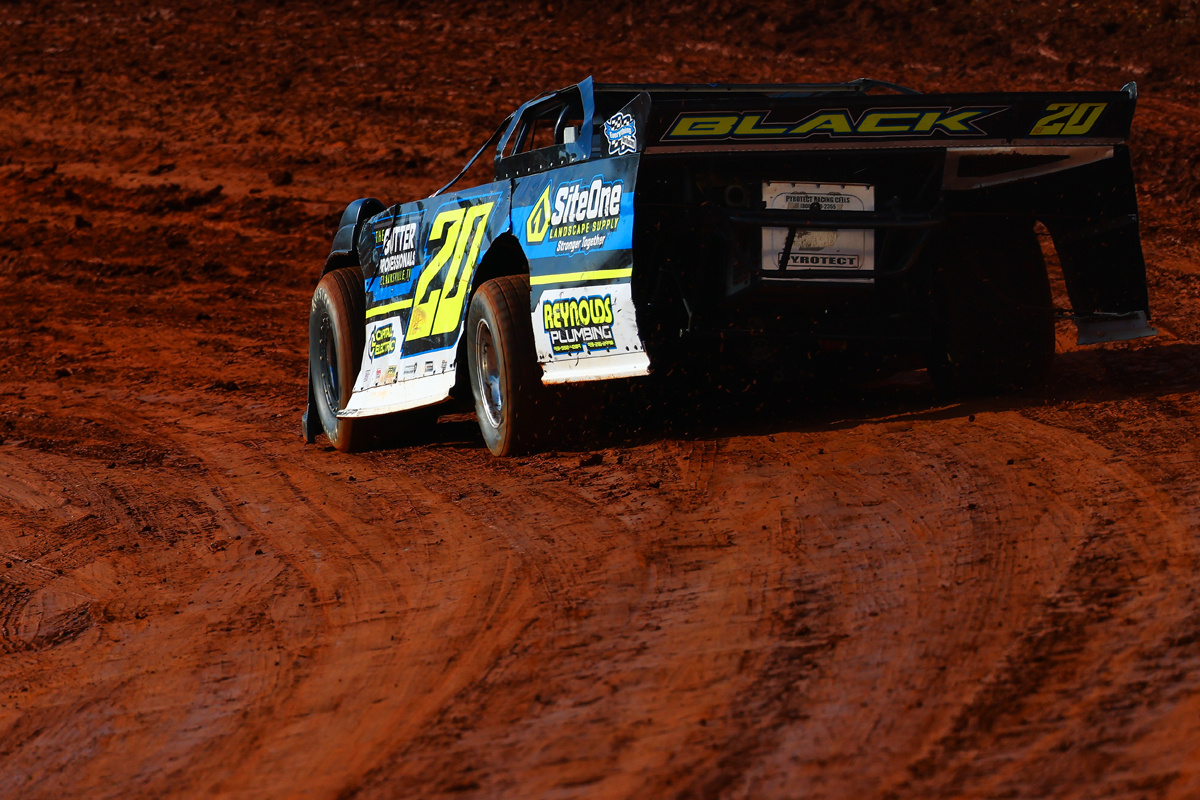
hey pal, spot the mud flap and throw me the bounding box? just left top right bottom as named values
left=1075, top=311, right=1157, bottom=345
left=1043, top=148, right=1151, bottom=321
left=946, top=145, right=1153, bottom=334
left=301, top=368, right=321, bottom=444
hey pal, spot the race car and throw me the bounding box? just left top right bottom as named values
left=303, top=77, right=1153, bottom=456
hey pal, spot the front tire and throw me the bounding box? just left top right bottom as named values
left=309, top=267, right=365, bottom=452
left=467, top=275, right=544, bottom=456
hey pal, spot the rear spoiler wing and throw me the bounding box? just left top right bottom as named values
left=635, top=83, right=1139, bottom=152
left=619, top=81, right=1150, bottom=342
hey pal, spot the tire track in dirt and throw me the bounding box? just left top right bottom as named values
left=665, top=408, right=1200, bottom=800
left=4, top=393, right=544, bottom=800
left=6, top=373, right=1197, bottom=800
left=307, top=437, right=807, bottom=798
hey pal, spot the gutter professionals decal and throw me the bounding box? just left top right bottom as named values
left=662, top=107, right=1003, bottom=141
left=375, top=220, right=418, bottom=288
left=542, top=294, right=616, bottom=355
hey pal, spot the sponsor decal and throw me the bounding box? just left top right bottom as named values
left=762, top=183, right=874, bottom=277
left=423, top=361, right=435, bottom=376
left=385, top=365, right=398, bottom=384
left=774, top=190, right=858, bottom=267
left=374, top=220, right=419, bottom=288
left=603, top=112, right=637, bottom=155
left=526, top=184, right=551, bottom=244
left=403, top=364, right=418, bottom=377
left=543, top=294, right=616, bottom=355
left=662, top=107, right=1001, bottom=141
left=788, top=254, right=860, bottom=268
left=370, top=324, right=397, bottom=359
left=1029, top=102, right=1106, bottom=136
left=525, top=176, right=623, bottom=256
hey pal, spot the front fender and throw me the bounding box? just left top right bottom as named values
left=324, top=197, right=386, bottom=273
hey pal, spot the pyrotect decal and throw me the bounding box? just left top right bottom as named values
left=760, top=183, right=875, bottom=281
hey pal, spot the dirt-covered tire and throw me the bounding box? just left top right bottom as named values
left=308, top=267, right=365, bottom=452
left=467, top=275, right=544, bottom=456
left=926, top=222, right=1055, bottom=395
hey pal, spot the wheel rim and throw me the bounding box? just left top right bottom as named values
left=319, top=312, right=340, bottom=414
left=475, top=318, right=503, bottom=428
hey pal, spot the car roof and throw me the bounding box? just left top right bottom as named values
left=592, top=79, right=921, bottom=98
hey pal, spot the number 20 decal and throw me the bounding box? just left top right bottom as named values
left=1030, top=102, right=1107, bottom=137
left=407, top=201, right=496, bottom=341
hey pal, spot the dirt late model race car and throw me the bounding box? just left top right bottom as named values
left=302, top=77, right=1154, bottom=456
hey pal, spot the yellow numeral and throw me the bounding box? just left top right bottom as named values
left=407, top=202, right=495, bottom=342
left=1031, top=102, right=1107, bottom=136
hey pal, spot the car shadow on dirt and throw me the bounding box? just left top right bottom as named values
left=538, top=340, right=1200, bottom=452
left=359, top=341, right=1200, bottom=455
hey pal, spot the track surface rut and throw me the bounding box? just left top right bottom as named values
left=3, top=2, right=1200, bottom=798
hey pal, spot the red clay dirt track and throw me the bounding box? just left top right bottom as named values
left=3, top=2, right=1200, bottom=798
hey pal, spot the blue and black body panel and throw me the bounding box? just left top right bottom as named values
left=338, top=184, right=512, bottom=417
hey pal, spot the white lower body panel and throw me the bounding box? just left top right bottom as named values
left=540, top=350, right=651, bottom=385
left=533, top=281, right=651, bottom=384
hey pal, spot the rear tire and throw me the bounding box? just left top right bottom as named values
left=467, top=275, right=544, bottom=456
left=926, top=223, right=1054, bottom=395
left=309, top=267, right=365, bottom=452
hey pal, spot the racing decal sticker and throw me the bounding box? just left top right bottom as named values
left=363, top=187, right=507, bottom=336
left=375, top=218, right=419, bottom=289
left=1029, top=102, right=1107, bottom=136
left=761, top=182, right=875, bottom=281
left=603, top=112, right=637, bottom=156
left=513, top=157, right=644, bottom=364
left=662, top=107, right=1004, bottom=141
left=513, top=158, right=637, bottom=267
left=533, top=282, right=642, bottom=363
left=369, top=323, right=397, bottom=359
left=523, top=176, right=623, bottom=255
left=525, top=184, right=552, bottom=244
left=542, top=293, right=616, bottom=355
left=543, top=176, right=623, bottom=256
left=355, top=184, right=510, bottom=398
